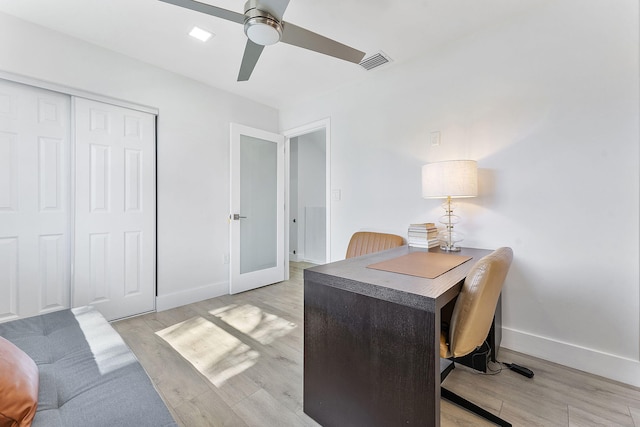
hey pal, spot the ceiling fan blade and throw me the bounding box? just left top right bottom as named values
left=157, top=0, right=245, bottom=24
left=238, top=39, right=265, bottom=81
left=281, top=22, right=366, bottom=64
left=255, top=0, right=291, bottom=21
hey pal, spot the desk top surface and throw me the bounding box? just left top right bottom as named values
left=305, top=246, right=492, bottom=311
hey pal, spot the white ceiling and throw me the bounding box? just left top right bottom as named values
left=0, top=0, right=545, bottom=109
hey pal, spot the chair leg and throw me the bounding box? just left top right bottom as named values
left=441, top=387, right=511, bottom=427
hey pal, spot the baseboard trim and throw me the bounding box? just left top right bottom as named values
left=156, top=281, right=228, bottom=312
left=502, top=327, right=640, bottom=388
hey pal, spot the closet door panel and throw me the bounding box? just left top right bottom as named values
left=74, top=97, right=156, bottom=321
left=0, top=80, right=70, bottom=322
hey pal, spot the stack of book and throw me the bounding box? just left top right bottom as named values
left=408, top=223, right=439, bottom=248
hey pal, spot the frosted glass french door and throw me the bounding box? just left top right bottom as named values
left=73, top=98, right=156, bottom=321
left=0, top=80, right=71, bottom=322
left=230, top=123, right=284, bottom=294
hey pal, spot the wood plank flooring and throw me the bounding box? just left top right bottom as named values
left=113, top=262, right=640, bottom=426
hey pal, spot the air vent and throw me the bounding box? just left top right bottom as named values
left=359, top=51, right=392, bottom=71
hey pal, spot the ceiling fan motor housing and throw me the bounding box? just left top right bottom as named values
left=243, top=1, right=282, bottom=45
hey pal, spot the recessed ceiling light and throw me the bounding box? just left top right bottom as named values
left=189, top=26, right=213, bottom=42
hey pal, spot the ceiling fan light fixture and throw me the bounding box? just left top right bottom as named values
left=244, top=12, right=282, bottom=45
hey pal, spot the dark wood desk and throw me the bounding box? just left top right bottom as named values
left=303, top=246, right=492, bottom=427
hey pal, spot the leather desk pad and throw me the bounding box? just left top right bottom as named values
left=367, top=252, right=472, bottom=279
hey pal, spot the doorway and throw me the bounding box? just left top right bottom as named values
left=285, top=119, right=330, bottom=267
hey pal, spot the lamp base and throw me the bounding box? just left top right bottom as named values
left=437, top=227, right=463, bottom=252
left=437, top=197, right=465, bottom=253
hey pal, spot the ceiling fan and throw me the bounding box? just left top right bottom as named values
left=158, top=0, right=366, bottom=81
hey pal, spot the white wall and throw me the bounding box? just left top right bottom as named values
left=280, top=0, right=640, bottom=386
left=0, top=12, right=279, bottom=310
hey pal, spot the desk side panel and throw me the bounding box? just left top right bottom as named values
left=304, top=277, right=438, bottom=427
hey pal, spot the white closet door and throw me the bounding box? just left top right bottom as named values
left=0, top=80, right=71, bottom=322
left=73, top=98, right=156, bottom=321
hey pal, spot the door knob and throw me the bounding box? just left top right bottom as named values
left=232, top=214, right=247, bottom=220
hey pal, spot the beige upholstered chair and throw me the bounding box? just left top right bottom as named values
left=345, top=231, right=404, bottom=259
left=440, top=247, right=514, bottom=427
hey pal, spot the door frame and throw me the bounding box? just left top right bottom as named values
left=283, top=118, right=331, bottom=279
left=0, top=71, right=158, bottom=115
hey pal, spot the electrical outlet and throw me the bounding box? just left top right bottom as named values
left=332, top=189, right=341, bottom=201
left=224, top=253, right=230, bottom=265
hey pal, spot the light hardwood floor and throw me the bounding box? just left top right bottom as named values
left=113, top=263, right=640, bottom=426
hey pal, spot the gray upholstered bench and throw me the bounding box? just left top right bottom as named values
left=0, top=306, right=177, bottom=427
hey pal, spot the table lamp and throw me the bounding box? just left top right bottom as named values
left=422, top=160, right=478, bottom=251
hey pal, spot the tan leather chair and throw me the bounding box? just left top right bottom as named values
left=345, top=231, right=404, bottom=259
left=440, top=247, right=514, bottom=427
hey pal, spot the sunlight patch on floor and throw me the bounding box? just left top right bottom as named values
left=155, top=305, right=297, bottom=387
left=156, top=316, right=258, bottom=386
left=210, top=304, right=297, bottom=345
